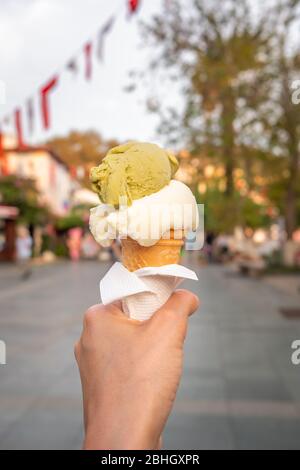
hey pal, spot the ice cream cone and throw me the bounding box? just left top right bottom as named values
left=121, top=230, right=184, bottom=271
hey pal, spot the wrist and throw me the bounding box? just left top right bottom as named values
left=84, top=414, right=156, bottom=450
left=83, top=396, right=158, bottom=450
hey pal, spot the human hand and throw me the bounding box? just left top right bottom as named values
left=75, top=289, right=199, bottom=450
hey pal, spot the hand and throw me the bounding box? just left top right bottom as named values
left=75, top=289, right=199, bottom=450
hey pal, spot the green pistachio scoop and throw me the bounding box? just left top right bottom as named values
left=90, top=141, right=178, bottom=206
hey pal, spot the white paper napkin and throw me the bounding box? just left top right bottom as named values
left=100, top=262, right=198, bottom=321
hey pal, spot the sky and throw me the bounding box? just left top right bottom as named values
left=0, top=0, right=165, bottom=145
left=0, top=0, right=296, bottom=149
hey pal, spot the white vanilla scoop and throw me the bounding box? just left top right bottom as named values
left=89, top=180, right=199, bottom=247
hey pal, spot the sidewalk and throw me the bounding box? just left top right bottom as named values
left=0, top=260, right=300, bottom=449
left=263, top=274, right=300, bottom=297
left=165, top=262, right=300, bottom=449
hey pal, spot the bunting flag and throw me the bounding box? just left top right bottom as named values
left=84, top=42, right=93, bottom=80
left=66, top=58, right=78, bottom=76
left=129, top=0, right=140, bottom=14
left=14, top=108, right=25, bottom=148
left=97, top=16, right=115, bottom=61
left=0, top=1, right=142, bottom=144
left=40, top=76, right=58, bottom=130
left=3, top=115, right=10, bottom=126
left=26, top=98, right=34, bottom=135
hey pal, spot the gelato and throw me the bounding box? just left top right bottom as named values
left=90, top=142, right=178, bottom=206
left=90, top=141, right=199, bottom=317
left=89, top=179, right=199, bottom=247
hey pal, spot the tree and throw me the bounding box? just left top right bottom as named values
left=136, top=0, right=300, bottom=238
left=46, top=131, right=119, bottom=187
left=258, top=0, right=300, bottom=239
left=138, top=0, right=272, bottom=196
left=0, top=175, right=49, bottom=226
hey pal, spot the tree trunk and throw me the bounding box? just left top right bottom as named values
left=285, top=151, right=299, bottom=240
left=281, top=64, right=299, bottom=240
left=221, top=90, right=235, bottom=197
left=285, top=188, right=296, bottom=239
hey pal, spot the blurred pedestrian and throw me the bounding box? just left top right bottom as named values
left=67, top=227, right=82, bottom=261
left=215, top=234, right=230, bottom=263
left=81, top=233, right=99, bottom=259
left=205, top=231, right=215, bottom=263
left=16, top=226, right=33, bottom=280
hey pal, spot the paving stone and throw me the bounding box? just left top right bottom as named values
left=1, top=260, right=300, bottom=449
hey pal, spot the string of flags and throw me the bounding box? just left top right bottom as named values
left=0, top=0, right=140, bottom=152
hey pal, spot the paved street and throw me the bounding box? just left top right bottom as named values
left=0, top=259, right=300, bottom=449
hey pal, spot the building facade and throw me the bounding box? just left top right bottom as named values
left=0, top=136, right=74, bottom=215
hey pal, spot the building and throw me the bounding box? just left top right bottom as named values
left=0, top=205, right=19, bottom=262
left=0, top=135, right=75, bottom=215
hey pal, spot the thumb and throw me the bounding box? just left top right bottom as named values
left=150, top=289, right=200, bottom=326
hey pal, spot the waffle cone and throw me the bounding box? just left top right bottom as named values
left=121, top=230, right=184, bottom=271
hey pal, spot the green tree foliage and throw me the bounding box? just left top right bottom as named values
left=199, top=188, right=271, bottom=233
left=136, top=0, right=300, bottom=236
left=46, top=131, right=119, bottom=187
left=55, top=214, right=84, bottom=232
left=0, top=175, right=49, bottom=225
left=139, top=0, right=272, bottom=196
left=256, top=1, right=300, bottom=238
left=55, top=204, right=90, bottom=232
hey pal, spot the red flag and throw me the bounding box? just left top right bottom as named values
left=84, top=42, right=92, bottom=80
left=40, top=76, right=58, bottom=130
left=129, top=0, right=139, bottom=13
left=14, top=108, right=25, bottom=147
